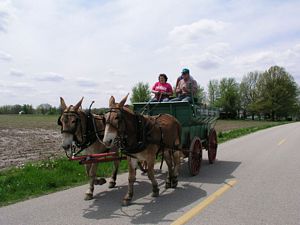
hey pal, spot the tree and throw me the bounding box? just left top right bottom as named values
left=36, top=103, right=52, bottom=114
left=22, top=104, right=34, bottom=114
left=216, top=77, right=240, bottom=119
left=239, top=71, right=260, bottom=119
left=208, top=79, right=220, bottom=107
left=130, top=82, right=151, bottom=103
left=256, top=66, right=299, bottom=120
left=194, top=85, right=206, bottom=104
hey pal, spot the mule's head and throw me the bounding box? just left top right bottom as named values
left=57, top=97, right=83, bottom=150
left=103, top=94, right=129, bottom=148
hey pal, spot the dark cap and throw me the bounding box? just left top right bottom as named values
left=181, top=68, right=189, bottom=74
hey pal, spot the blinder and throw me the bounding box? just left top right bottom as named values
left=57, top=115, right=62, bottom=126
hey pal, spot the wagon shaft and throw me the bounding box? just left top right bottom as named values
left=70, top=152, right=126, bottom=164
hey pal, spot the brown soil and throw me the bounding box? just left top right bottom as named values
left=0, top=128, right=63, bottom=170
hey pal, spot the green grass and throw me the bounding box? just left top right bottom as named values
left=0, top=158, right=128, bottom=207
left=217, top=121, right=288, bottom=143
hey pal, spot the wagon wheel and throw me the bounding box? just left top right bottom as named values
left=208, top=128, right=218, bottom=164
left=188, top=137, right=202, bottom=176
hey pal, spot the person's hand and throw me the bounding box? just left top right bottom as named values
left=182, top=86, right=189, bottom=92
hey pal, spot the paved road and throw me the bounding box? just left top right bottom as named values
left=1, top=122, right=299, bottom=225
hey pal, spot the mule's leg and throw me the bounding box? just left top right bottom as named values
left=108, top=159, right=119, bottom=188
left=163, top=149, right=174, bottom=189
left=85, top=162, right=105, bottom=200
left=171, top=150, right=182, bottom=188
left=122, top=157, right=137, bottom=206
left=84, top=163, right=97, bottom=200
left=146, top=158, right=159, bottom=197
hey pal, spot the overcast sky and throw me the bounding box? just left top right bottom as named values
left=0, top=0, right=300, bottom=108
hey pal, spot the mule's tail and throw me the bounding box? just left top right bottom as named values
left=174, top=120, right=182, bottom=148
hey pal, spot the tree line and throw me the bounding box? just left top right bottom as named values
left=0, top=104, right=60, bottom=115
left=131, top=65, right=300, bottom=121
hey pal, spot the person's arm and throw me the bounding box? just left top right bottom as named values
left=151, top=82, right=159, bottom=94
left=175, top=77, right=180, bottom=88
left=176, top=81, right=182, bottom=94
left=166, top=83, right=173, bottom=96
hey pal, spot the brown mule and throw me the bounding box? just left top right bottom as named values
left=103, top=94, right=182, bottom=206
left=58, top=97, right=120, bottom=200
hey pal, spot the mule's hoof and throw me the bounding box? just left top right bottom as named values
left=84, top=193, right=93, bottom=200
left=152, top=188, right=159, bottom=197
left=171, top=177, right=178, bottom=188
left=95, top=177, right=106, bottom=185
left=108, top=181, right=116, bottom=188
left=122, top=199, right=131, bottom=206
left=165, top=182, right=171, bottom=189
left=171, top=181, right=178, bottom=188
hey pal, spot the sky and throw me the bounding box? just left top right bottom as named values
left=0, top=0, right=300, bottom=108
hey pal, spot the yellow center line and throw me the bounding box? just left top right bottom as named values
left=171, top=180, right=237, bottom=225
left=277, top=138, right=286, bottom=146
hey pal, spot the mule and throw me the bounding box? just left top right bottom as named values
left=58, top=97, right=119, bottom=200
left=103, top=94, right=182, bottom=206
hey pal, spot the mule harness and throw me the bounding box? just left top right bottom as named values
left=106, top=108, right=166, bottom=158
left=58, top=109, right=106, bottom=157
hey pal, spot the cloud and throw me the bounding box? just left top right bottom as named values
left=196, top=54, right=223, bottom=70
left=0, top=0, right=14, bottom=32
left=169, top=19, right=228, bottom=44
left=8, top=82, right=34, bottom=89
left=34, top=73, right=65, bottom=82
left=82, top=88, right=98, bottom=95
left=10, top=68, right=25, bottom=77
left=206, top=42, right=230, bottom=55
left=180, top=53, right=223, bottom=70
left=0, top=50, right=12, bottom=61
left=233, top=51, right=275, bottom=67
left=76, top=77, right=98, bottom=87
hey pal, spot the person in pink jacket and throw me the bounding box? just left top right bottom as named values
left=151, top=74, right=173, bottom=102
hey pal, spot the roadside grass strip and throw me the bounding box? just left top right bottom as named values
left=0, top=158, right=128, bottom=206
left=171, top=180, right=237, bottom=225
left=217, top=122, right=287, bottom=144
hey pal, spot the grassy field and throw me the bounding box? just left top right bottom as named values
left=0, top=114, right=59, bottom=130
left=0, top=114, right=290, bottom=206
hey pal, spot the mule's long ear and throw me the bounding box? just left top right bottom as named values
left=109, top=96, right=115, bottom=108
left=74, top=97, right=84, bottom=111
left=60, top=97, right=67, bottom=111
left=119, top=93, right=129, bottom=108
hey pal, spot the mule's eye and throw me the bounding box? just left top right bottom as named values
left=71, top=120, right=76, bottom=124
left=115, top=116, right=119, bottom=120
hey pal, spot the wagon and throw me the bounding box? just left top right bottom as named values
left=133, top=101, right=219, bottom=176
